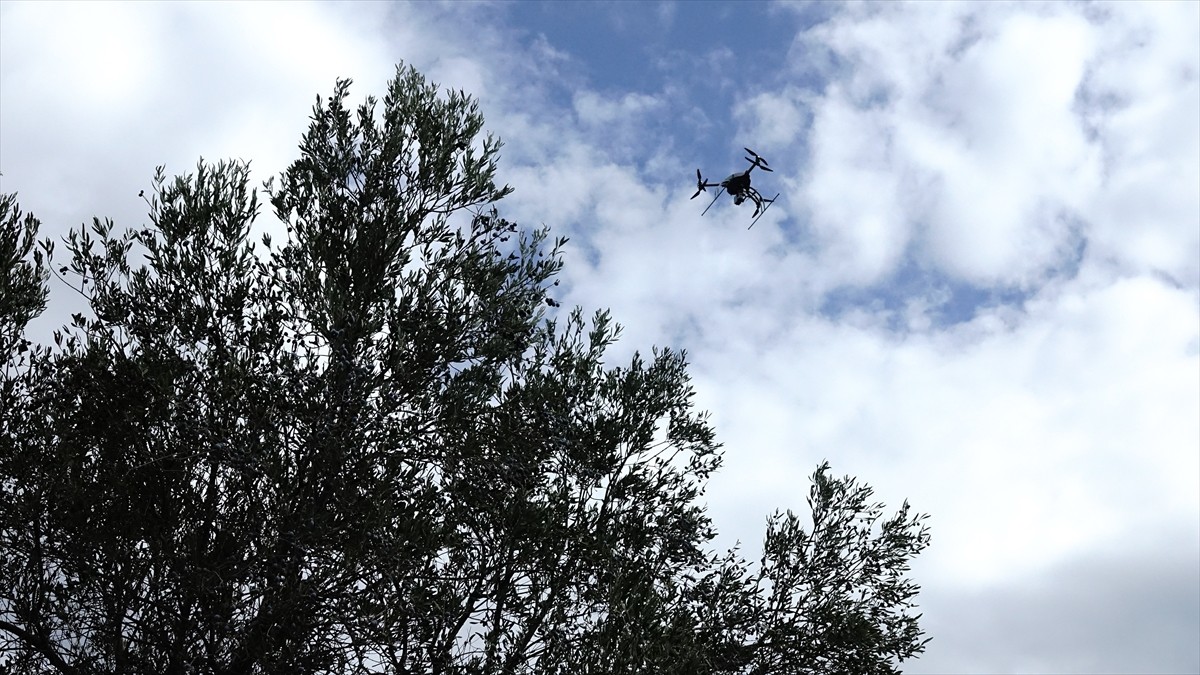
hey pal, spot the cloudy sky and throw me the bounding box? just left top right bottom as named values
left=2, top=1, right=1197, bottom=672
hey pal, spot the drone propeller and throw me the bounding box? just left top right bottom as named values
left=744, top=147, right=773, bottom=172
left=691, top=169, right=706, bottom=199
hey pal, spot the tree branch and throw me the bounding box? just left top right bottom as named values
left=0, top=619, right=81, bottom=675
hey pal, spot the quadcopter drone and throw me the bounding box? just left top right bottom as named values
left=691, top=148, right=780, bottom=228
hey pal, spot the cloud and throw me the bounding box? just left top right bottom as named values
left=910, top=11, right=1100, bottom=286
left=802, top=94, right=914, bottom=287
left=754, top=1, right=1196, bottom=294
left=0, top=2, right=395, bottom=220
left=732, top=89, right=810, bottom=148
left=1082, top=1, right=1200, bottom=288
left=698, top=271, right=1198, bottom=563
left=916, top=526, right=1200, bottom=674
left=571, top=90, right=667, bottom=157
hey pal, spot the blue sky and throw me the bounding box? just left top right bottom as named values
left=2, top=1, right=1198, bottom=672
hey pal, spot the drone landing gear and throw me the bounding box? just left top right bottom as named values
left=748, top=192, right=780, bottom=230
left=700, top=188, right=725, bottom=216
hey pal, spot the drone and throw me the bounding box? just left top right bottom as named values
left=691, top=148, right=780, bottom=228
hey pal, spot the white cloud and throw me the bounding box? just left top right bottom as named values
left=911, top=11, right=1101, bottom=286
left=732, top=89, right=809, bottom=147
left=0, top=2, right=394, bottom=213
left=802, top=93, right=913, bottom=287
left=699, top=273, right=1199, bottom=588
left=1082, top=1, right=1200, bottom=288
left=754, top=2, right=1196, bottom=293
left=574, top=91, right=663, bottom=127
left=916, top=524, right=1199, bottom=673
left=6, top=2, right=163, bottom=115
left=569, top=90, right=667, bottom=159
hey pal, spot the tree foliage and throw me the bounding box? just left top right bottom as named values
left=0, top=64, right=931, bottom=674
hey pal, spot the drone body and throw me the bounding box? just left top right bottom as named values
left=692, top=148, right=780, bottom=228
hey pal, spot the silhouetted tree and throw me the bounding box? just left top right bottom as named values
left=0, top=64, right=931, bottom=674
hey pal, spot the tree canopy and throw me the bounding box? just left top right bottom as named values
left=0, top=64, right=930, bottom=674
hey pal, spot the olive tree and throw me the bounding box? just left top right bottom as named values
left=0, top=64, right=930, bottom=674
